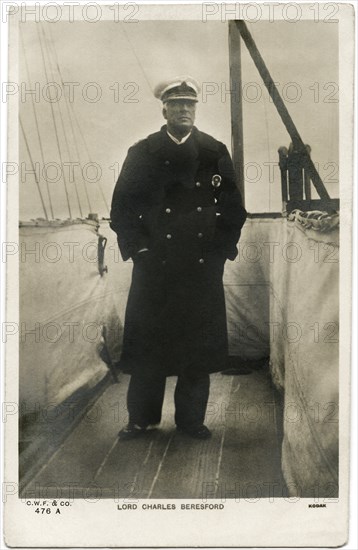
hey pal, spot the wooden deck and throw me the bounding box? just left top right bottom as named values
left=21, top=368, right=286, bottom=500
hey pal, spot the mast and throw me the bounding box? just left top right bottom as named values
left=228, top=21, right=245, bottom=206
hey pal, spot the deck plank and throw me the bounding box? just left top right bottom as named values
left=95, top=378, right=177, bottom=497
left=24, top=378, right=129, bottom=491
left=217, top=369, right=285, bottom=500
left=21, top=368, right=285, bottom=500
left=149, top=373, right=234, bottom=499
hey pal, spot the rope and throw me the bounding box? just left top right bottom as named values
left=44, top=26, right=109, bottom=216
left=20, top=30, right=54, bottom=219
left=37, top=25, right=72, bottom=219
left=19, top=117, right=49, bottom=221
left=119, top=23, right=154, bottom=94
left=46, top=24, right=92, bottom=214
left=70, top=111, right=109, bottom=215
left=45, top=41, right=109, bottom=216
left=288, top=209, right=339, bottom=232
left=40, top=24, right=83, bottom=218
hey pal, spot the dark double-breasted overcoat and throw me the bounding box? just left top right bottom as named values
left=110, top=125, right=247, bottom=377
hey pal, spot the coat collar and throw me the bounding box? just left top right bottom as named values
left=147, top=125, right=219, bottom=154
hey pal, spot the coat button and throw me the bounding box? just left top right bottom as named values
left=166, top=234, right=172, bottom=239
left=165, top=208, right=171, bottom=214
left=197, top=206, right=202, bottom=212
left=198, top=232, right=203, bottom=238
left=195, top=181, right=201, bottom=187
left=199, top=258, right=204, bottom=264
left=164, top=160, right=170, bottom=165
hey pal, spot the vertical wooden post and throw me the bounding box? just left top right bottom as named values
left=236, top=20, right=330, bottom=201
left=304, top=144, right=312, bottom=200
left=287, top=144, right=304, bottom=201
left=228, top=20, right=245, bottom=206
left=278, top=146, right=288, bottom=213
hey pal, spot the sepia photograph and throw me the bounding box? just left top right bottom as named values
left=2, top=1, right=355, bottom=547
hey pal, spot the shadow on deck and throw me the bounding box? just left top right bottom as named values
left=20, top=367, right=286, bottom=500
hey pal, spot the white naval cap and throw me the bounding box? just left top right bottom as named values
left=154, top=76, right=201, bottom=103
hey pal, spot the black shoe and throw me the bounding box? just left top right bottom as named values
left=176, top=425, right=212, bottom=440
left=118, top=423, right=154, bottom=440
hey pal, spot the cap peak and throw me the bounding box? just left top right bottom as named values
left=154, top=76, right=200, bottom=103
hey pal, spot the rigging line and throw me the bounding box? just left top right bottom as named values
left=19, top=117, right=49, bottom=221
left=48, top=59, right=109, bottom=216
left=45, top=29, right=111, bottom=217
left=69, top=108, right=109, bottom=216
left=40, top=24, right=83, bottom=219
left=119, top=23, right=154, bottom=94
left=36, top=24, right=72, bottom=219
left=46, top=24, right=92, bottom=214
left=44, top=31, right=110, bottom=217
left=20, top=30, right=54, bottom=219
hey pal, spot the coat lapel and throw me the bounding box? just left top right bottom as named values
left=146, top=126, right=219, bottom=189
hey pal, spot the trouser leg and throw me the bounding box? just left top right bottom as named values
left=174, top=372, right=210, bottom=429
left=127, top=370, right=166, bottom=427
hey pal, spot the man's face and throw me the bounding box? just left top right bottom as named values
left=163, top=99, right=196, bottom=135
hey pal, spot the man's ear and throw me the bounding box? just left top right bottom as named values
left=162, top=105, right=167, bottom=120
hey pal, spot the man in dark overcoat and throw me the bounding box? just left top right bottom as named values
left=110, top=76, right=247, bottom=439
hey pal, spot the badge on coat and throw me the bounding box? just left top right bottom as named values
left=211, top=174, right=222, bottom=187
